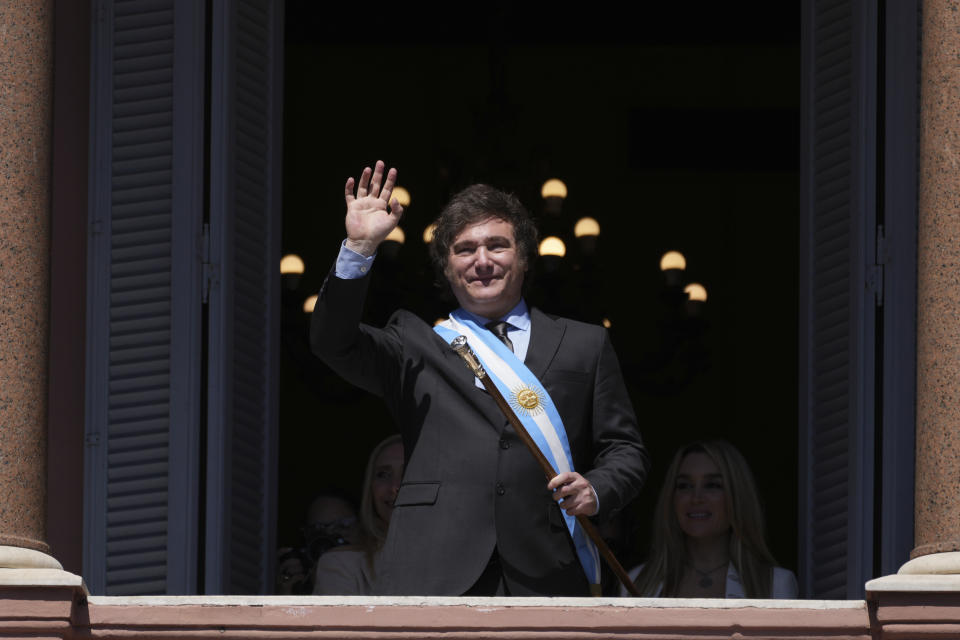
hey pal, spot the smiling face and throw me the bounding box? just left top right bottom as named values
left=445, top=216, right=526, bottom=319
left=673, top=451, right=731, bottom=541
left=371, top=441, right=404, bottom=526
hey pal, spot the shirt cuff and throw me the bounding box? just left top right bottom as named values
left=335, top=240, right=376, bottom=279
left=590, top=486, right=600, bottom=517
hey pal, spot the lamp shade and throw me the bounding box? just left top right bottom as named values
left=541, top=179, right=568, bottom=199
left=392, top=186, right=411, bottom=207
left=422, top=222, right=437, bottom=244
left=280, top=254, right=305, bottom=275
left=684, top=283, right=707, bottom=302
left=574, top=217, right=600, bottom=238
left=538, top=236, right=566, bottom=257
left=385, top=226, right=405, bottom=244
left=660, top=251, right=686, bottom=271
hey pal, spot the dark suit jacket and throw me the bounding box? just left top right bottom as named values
left=311, top=272, right=648, bottom=596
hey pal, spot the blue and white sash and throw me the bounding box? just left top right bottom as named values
left=434, top=310, right=601, bottom=588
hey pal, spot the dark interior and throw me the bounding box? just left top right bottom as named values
left=278, top=1, right=801, bottom=577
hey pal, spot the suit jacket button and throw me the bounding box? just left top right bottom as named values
left=496, top=482, right=505, bottom=496
left=499, top=438, right=510, bottom=450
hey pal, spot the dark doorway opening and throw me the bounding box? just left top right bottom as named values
left=278, top=0, right=800, bottom=589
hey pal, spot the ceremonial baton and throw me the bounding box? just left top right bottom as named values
left=450, top=335, right=642, bottom=597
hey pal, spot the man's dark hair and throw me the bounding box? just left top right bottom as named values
left=429, top=184, right=539, bottom=288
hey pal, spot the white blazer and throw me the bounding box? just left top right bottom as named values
left=621, top=563, right=799, bottom=598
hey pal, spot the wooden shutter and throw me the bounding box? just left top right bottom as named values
left=84, top=0, right=205, bottom=595
left=799, top=0, right=877, bottom=599
left=877, top=0, right=919, bottom=576
left=204, top=0, right=283, bottom=594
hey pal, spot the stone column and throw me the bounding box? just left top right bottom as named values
left=867, top=5, right=960, bottom=629
left=907, top=0, right=960, bottom=576
left=0, top=0, right=59, bottom=569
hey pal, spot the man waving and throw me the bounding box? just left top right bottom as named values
left=311, top=161, right=648, bottom=596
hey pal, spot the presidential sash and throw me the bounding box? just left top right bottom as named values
left=434, top=310, right=602, bottom=588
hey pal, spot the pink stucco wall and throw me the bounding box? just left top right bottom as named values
left=0, top=582, right=907, bottom=640
left=3, top=581, right=959, bottom=640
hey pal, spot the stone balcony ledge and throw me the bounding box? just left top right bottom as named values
left=9, top=578, right=960, bottom=640
left=70, top=594, right=874, bottom=640
left=88, top=594, right=867, bottom=609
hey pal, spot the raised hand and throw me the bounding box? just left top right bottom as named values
left=343, top=160, right=404, bottom=257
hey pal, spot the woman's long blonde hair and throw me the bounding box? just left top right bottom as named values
left=357, top=434, right=403, bottom=553
left=634, top=440, right=778, bottom=598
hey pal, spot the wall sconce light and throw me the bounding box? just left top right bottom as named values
left=281, top=254, right=305, bottom=289
left=539, top=236, right=566, bottom=257
left=303, top=294, right=318, bottom=314
left=541, top=178, right=567, bottom=216
left=392, top=186, right=411, bottom=207
left=381, top=226, right=405, bottom=260
left=683, top=282, right=707, bottom=317
left=574, top=217, right=600, bottom=255
left=659, top=250, right=686, bottom=287
left=684, top=283, right=707, bottom=302
left=422, top=222, right=437, bottom=244
left=602, top=318, right=612, bottom=329
left=386, top=227, right=405, bottom=244
left=281, top=254, right=305, bottom=274
left=539, top=236, right=566, bottom=273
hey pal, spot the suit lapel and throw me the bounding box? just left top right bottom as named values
left=525, top=307, right=564, bottom=381
left=434, top=328, right=508, bottom=432
left=432, top=308, right=564, bottom=432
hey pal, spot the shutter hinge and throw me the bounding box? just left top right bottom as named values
left=85, top=433, right=100, bottom=447
left=868, top=224, right=885, bottom=307
left=201, top=223, right=217, bottom=304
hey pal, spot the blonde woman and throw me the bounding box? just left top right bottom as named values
left=313, top=435, right=403, bottom=595
left=623, top=440, right=797, bottom=598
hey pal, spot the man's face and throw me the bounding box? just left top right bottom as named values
left=445, top=216, right=526, bottom=319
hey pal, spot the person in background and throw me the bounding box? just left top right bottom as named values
left=313, top=435, right=403, bottom=595
left=275, top=490, right=358, bottom=594
left=623, top=439, right=798, bottom=598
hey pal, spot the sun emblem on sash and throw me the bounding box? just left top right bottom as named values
left=510, top=384, right=546, bottom=416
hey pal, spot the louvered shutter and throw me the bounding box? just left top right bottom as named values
left=84, top=0, right=205, bottom=595
left=799, top=0, right=877, bottom=599
left=204, top=0, right=282, bottom=594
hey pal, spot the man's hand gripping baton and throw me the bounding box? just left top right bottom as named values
left=449, top=335, right=641, bottom=597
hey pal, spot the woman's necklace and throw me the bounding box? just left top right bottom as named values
left=688, top=561, right=728, bottom=588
